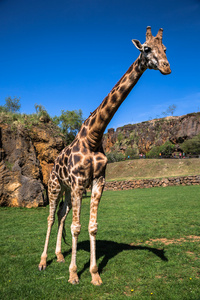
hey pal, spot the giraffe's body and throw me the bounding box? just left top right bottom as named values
left=39, top=27, right=171, bottom=285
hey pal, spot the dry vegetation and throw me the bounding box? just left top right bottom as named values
left=105, top=158, right=200, bottom=181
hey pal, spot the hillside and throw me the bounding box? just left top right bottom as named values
left=105, top=158, right=200, bottom=182
left=103, top=112, right=200, bottom=155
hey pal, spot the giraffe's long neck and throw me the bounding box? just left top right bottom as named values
left=79, top=56, right=146, bottom=151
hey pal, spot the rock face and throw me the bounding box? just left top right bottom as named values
left=0, top=122, right=66, bottom=207
left=103, top=113, right=200, bottom=154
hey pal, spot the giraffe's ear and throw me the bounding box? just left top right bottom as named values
left=132, top=39, right=143, bottom=51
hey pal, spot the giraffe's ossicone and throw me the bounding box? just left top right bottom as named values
left=38, top=26, right=171, bottom=285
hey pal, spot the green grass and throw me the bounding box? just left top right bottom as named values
left=0, top=185, right=200, bottom=299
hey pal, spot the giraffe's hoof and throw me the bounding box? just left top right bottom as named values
left=38, top=264, right=46, bottom=271
left=57, top=257, right=65, bottom=263
left=38, top=258, right=47, bottom=271
left=91, top=279, right=103, bottom=286
left=68, top=278, right=79, bottom=285
left=91, top=273, right=103, bottom=286
left=68, top=272, right=79, bottom=285
left=56, top=253, right=65, bottom=263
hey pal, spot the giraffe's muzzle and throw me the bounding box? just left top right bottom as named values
left=158, top=60, right=171, bottom=75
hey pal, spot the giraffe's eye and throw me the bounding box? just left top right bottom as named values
left=163, top=46, right=167, bottom=53
left=144, top=46, right=151, bottom=53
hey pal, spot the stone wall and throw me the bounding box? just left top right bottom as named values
left=104, top=175, right=200, bottom=191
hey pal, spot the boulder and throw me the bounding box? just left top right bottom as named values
left=0, top=122, right=66, bottom=207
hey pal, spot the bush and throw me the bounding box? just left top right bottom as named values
left=117, top=133, right=123, bottom=143
left=159, top=141, right=175, bottom=157
left=125, top=147, right=138, bottom=159
left=0, top=106, right=7, bottom=113
left=146, top=141, right=175, bottom=158
left=106, top=151, right=125, bottom=163
left=146, top=146, right=160, bottom=158
left=180, top=134, right=200, bottom=155
left=34, top=104, right=51, bottom=123
left=0, top=104, right=52, bottom=130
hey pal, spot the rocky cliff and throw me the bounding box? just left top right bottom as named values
left=0, top=120, right=66, bottom=207
left=1, top=112, right=200, bottom=207
left=103, top=113, right=200, bottom=154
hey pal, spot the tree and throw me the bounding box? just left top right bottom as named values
left=125, top=147, right=138, bottom=159
left=4, top=96, right=21, bottom=113
left=146, top=146, right=160, bottom=158
left=180, top=134, right=200, bottom=155
left=53, top=109, right=84, bottom=144
left=162, top=104, right=177, bottom=117
left=146, top=141, right=175, bottom=158
left=159, top=141, right=175, bottom=156
left=166, top=104, right=177, bottom=116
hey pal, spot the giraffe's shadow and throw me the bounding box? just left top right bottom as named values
left=51, top=240, right=168, bottom=278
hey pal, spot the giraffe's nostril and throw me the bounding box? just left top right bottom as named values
left=163, top=61, right=169, bottom=67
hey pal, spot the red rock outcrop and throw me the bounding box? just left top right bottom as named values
left=103, top=113, right=200, bottom=154
left=0, top=121, right=66, bottom=207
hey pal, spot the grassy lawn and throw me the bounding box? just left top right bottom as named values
left=0, top=185, right=200, bottom=299
left=105, top=158, right=200, bottom=181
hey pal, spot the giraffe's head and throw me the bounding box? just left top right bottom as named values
left=132, top=26, right=171, bottom=75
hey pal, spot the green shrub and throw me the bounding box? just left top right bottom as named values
left=146, top=146, right=160, bottom=158
left=146, top=141, right=175, bottom=158
left=117, top=133, right=123, bottom=143
left=180, top=134, right=200, bottom=154
left=106, top=151, right=125, bottom=163
left=125, top=147, right=138, bottom=159
left=0, top=106, right=7, bottom=113
left=34, top=104, right=51, bottom=123
left=159, top=140, right=175, bottom=156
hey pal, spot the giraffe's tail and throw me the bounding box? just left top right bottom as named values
left=62, top=222, right=68, bottom=245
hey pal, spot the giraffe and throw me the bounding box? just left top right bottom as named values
left=38, top=26, right=171, bottom=285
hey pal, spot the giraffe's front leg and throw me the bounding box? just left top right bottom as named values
left=89, top=176, right=105, bottom=286
left=68, top=188, right=83, bottom=284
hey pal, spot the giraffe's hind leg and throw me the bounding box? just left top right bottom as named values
left=38, top=174, right=61, bottom=271
left=55, top=188, right=72, bottom=262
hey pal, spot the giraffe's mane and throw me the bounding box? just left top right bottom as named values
left=83, top=107, right=98, bottom=124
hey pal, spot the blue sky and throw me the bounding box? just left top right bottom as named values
left=0, top=0, right=200, bottom=130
